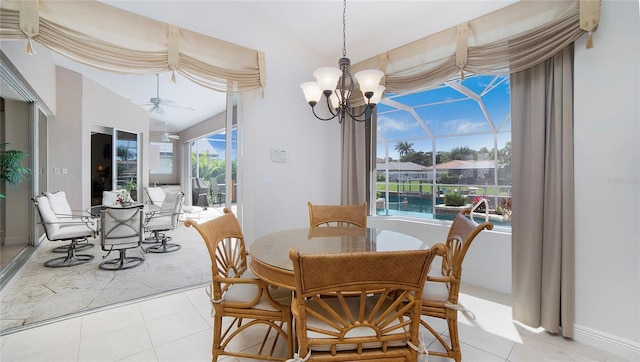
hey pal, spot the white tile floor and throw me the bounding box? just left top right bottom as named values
left=0, top=283, right=625, bottom=362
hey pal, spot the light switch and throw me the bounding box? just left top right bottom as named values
left=54, top=168, right=60, bottom=174
left=261, top=174, right=274, bottom=184
left=62, top=168, right=68, bottom=174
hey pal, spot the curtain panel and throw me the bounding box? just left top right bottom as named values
left=352, top=0, right=598, bottom=94
left=341, top=106, right=368, bottom=206
left=510, top=45, right=575, bottom=337
left=0, top=0, right=266, bottom=93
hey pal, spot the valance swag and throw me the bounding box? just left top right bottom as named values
left=352, top=0, right=599, bottom=94
left=0, top=0, right=266, bottom=93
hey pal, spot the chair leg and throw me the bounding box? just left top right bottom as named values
left=45, top=239, right=95, bottom=267
left=144, top=231, right=181, bottom=253
left=51, top=238, right=94, bottom=253
left=212, top=312, right=224, bottom=361
left=142, top=231, right=164, bottom=244
left=448, top=315, right=462, bottom=362
left=99, top=250, right=144, bottom=270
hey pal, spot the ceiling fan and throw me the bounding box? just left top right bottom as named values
left=145, top=74, right=194, bottom=115
left=161, top=122, right=180, bottom=142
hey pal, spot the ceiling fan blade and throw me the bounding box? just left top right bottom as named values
left=150, top=97, right=174, bottom=105
left=150, top=104, right=165, bottom=115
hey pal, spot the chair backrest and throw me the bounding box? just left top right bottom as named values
left=144, top=186, right=165, bottom=207
left=160, top=191, right=184, bottom=228
left=289, top=245, right=445, bottom=359
left=307, top=201, right=367, bottom=228
left=33, top=194, right=60, bottom=238
left=210, top=179, right=225, bottom=193
left=102, top=190, right=125, bottom=206
left=100, top=205, right=144, bottom=250
left=443, top=211, right=494, bottom=279
left=184, top=208, right=247, bottom=297
left=431, top=211, right=493, bottom=304
left=45, top=191, right=72, bottom=217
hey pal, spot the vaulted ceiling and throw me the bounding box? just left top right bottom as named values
left=48, top=1, right=517, bottom=132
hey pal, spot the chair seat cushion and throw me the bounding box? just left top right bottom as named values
left=422, top=271, right=450, bottom=302
left=223, top=269, right=291, bottom=311
left=52, top=224, right=95, bottom=240
left=145, top=215, right=172, bottom=230
left=304, top=296, right=407, bottom=352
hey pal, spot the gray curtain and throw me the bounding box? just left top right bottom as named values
left=510, top=45, right=575, bottom=337
left=341, top=106, right=367, bottom=206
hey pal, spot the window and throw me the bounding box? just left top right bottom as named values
left=149, top=141, right=174, bottom=174
left=191, top=128, right=237, bottom=203
left=375, top=74, right=511, bottom=227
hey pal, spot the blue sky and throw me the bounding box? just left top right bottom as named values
left=204, top=129, right=236, bottom=160
left=376, top=74, right=511, bottom=160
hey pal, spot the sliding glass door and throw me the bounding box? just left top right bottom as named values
left=91, top=126, right=140, bottom=204
left=115, top=130, right=139, bottom=201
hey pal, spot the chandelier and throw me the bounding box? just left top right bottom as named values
left=300, top=0, right=385, bottom=123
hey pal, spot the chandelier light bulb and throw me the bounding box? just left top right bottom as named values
left=354, top=69, right=384, bottom=96
left=313, top=67, right=342, bottom=93
left=300, top=82, right=323, bottom=105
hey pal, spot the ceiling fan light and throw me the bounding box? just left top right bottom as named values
left=313, top=67, right=342, bottom=92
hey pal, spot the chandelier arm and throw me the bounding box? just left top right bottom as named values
left=345, top=104, right=373, bottom=122
left=310, top=105, right=340, bottom=122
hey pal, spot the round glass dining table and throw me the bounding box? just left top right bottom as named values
left=249, top=227, right=430, bottom=289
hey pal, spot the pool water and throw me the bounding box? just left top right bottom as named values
left=376, top=195, right=512, bottom=228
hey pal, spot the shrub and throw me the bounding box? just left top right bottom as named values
left=440, top=173, right=459, bottom=184
left=444, top=191, right=467, bottom=206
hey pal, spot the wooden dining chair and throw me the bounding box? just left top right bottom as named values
left=185, top=208, right=294, bottom=361
left=307, top=201, right=367, bottom=228
left=288, top=244, right=446, bottom=361
left=420, top=210, right=493, bottom=362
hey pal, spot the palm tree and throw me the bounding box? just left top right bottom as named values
left=395, top=141, right=414, bottom=157
left=0, top=143, right=30, bottom=200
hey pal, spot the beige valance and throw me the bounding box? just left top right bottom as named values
left=0, top=0, right=266, bottom=93
left=353, top=0, right=599, bottom=94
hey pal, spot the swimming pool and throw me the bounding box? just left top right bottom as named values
left=376, top=195, right=512, bottom=228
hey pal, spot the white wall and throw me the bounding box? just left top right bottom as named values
left=573, top=0, right=640, bottom=359
left=230, top=22, right=343, bottom=243
left=369, top=217, right=512, bottom=293
left=50, top=67, right=84, bottom=208
left=0, top=41, right=56, bottom=115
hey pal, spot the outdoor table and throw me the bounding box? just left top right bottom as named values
left=87, top=204, right=160, bottom=221
left=249, top=226, right=430, bottom=290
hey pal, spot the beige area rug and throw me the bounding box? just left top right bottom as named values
left=0, top=222, right=213, bottom=334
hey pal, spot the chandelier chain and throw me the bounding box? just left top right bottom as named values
left=342, top=0, right=347, bottom=57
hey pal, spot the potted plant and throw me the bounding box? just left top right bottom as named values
left=0, top=143, right=30, bottom=201
left=115, top=178, right=137, bottom=206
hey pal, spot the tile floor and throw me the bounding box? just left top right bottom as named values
left=0, top=205, right=233, bottom=331
left=0, top=283, right=626, bottom=362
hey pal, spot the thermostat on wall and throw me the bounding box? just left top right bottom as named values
left=271, top=149, right=287, bottom=162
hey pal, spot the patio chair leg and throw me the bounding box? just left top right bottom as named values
left=45, top=239, right=95, bottom=267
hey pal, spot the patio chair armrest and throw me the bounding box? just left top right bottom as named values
left=426, top=275, right=455, bottom=283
